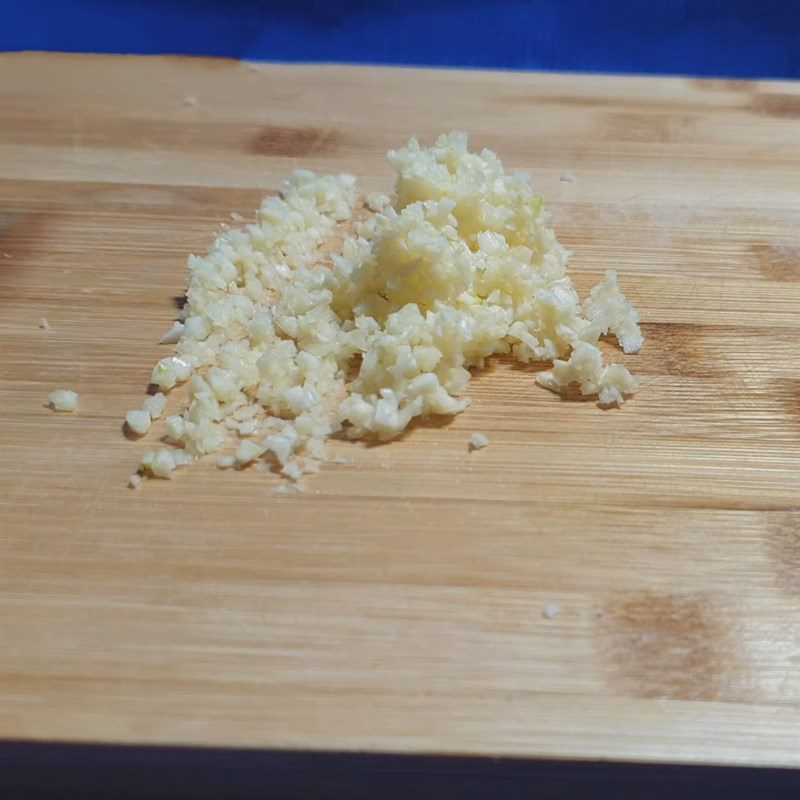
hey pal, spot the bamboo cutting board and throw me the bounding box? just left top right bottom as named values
left=1, top=53, right=798, bottom=768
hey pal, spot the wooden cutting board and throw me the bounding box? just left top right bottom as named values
left=1, top=53, right=798, bottom=768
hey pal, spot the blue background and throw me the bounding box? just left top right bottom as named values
left=1, top=0, right=798, bottom=79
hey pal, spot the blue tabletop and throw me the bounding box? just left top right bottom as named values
left=2, top=0, right=798, bottom=79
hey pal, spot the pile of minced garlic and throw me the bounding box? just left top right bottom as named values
left=129, top=132, right=642, bottom=483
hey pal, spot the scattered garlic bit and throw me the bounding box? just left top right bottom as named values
left=125, top=409, right=152, bottom=436
left=182, top=95, right=198, bottom=107
left=49, top=389, right=78, bottom=412
left=128, top=473, right=142, bottom=490
left=536, top=341, right=638, bottom=406
left=160, top=321, right=185, bottom=345
left=216, top=455, right=236, bottom=469
left=140, top=448, right=195, bottom=479
left=469, top=432, right=490, bottom=451
left=560, top=170, right=576, bottom=183
left=39, top=317, right=51, bottom=330
left=126, top=132, right=642, bottom=484
left=142, top=392, right=167, bottom=420
left=583, top=269, right=643, bottom=354
left=542, top=603, right=562, bottom=619
left=230, top=212, right=245, bottom=222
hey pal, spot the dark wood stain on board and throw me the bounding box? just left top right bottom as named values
left=600, top=591, right=735, bottom=702
left=750, top=93, right=800, bottom=120
left=602, top=112, right=695, bottom=144
left=765, top=511, right=800, bottom=595
left=690, top=79, right=757, bottom=93
left=751, top=243, right=800, bottom=281
left=498, top=93, right=742, bottom=116
left=3, top=101, right=346, bottom=159
left=249, top=125, right=343, bottom=158
left=2, top=179, right=267, bottom=220
left=0, top=210, right=51, bottom=267
left=636, top=322, right=719, bottom=379
left=778, top=379, right=800, bottom=423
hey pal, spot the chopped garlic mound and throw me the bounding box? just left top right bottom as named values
left=49, top=389, right=78, bottom=412
left=366, top=193, right=391, bottom=213
left=234, top=439, right=265, bottom=465
left=127, top=132, right=642, bottom=483
left=142, top=392, right=167, bottom=420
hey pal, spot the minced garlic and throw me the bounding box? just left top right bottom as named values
left=49, top=389, right=78, bottom=412
left=125, top=409, right=151, bottom=436
left=469, top=432, right=490, bottom=451
left=131, top=132, right=642, bottom=481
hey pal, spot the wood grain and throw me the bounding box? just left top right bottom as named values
left=1, top=53, right=798, bottom=768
